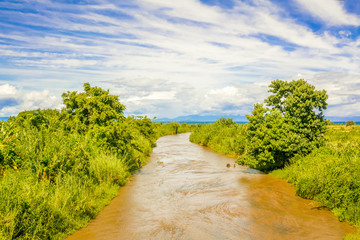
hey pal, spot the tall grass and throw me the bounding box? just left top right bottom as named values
left=0, top=113, right=198, bottom=239
left=0, top=113, right=157, bottom=239
left=155, top=122, right=197, bottom=137
left=0, top=168, right=121, bottom=239
left=190, top=121, right=360, bottom=238
left=189, top=118, right=247, bottom=157
left=271, top=125, right=360, bottom=239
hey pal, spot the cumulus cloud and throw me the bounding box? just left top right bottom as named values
left=0, top=84, right=63, bottom=116
left=306, top=72, right=360, bottom=116
left=102, top=76, right=271, bottom=118
left=198, top=84, right=267, bottom=115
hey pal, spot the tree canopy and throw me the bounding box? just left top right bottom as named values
left=239, top=79, right=328, bottom=171
left=61, top=83, right=126, bottom=130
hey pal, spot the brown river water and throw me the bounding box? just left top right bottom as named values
left=67, top=133, right=355, bottom=240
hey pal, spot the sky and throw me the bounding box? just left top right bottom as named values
left=0, top=0, right=359, bottom=119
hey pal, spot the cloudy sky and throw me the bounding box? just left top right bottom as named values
left=0, top=0, right=359, bottom=118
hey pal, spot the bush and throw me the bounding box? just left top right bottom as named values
left=155, top=122, right=196, bottom=137
left=346, top=120, right=355, bottom=127
left=189, top=118, right=247, bottom=157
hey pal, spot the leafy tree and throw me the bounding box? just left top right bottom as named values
left=346, top=120, right=355, bottom=127
left=238, top=79, right=328, bottom=171
left=215, top=117, right=236, bottom=127
left=61, top=83, right=125, bottom=131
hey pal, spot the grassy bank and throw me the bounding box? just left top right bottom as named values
left=189, top=118, right=247, bottom=158
left=0, top=83, right=195, bottom=240
left=271, top=125, right=360, bottom=239
left=155, top=122, right=197, bottom=137
left=0, top=113, right=156, bottom=239
left=190, top=121, right=360, bottom=238
left=0, top=120, right=194, bottom=240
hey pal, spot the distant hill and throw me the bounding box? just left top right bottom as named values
left=155, top=114, right=248, bottom=123
left=0, top=117, right=9, bottom=121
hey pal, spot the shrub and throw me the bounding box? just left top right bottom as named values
left=346, top=120, right=355, bottom=127
left=189, top=118, right=247, bottom=157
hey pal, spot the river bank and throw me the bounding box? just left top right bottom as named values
left=271, top=125, right=360, bottom=239
left=190, top=123, right=360, bottom=239
left=0, top=84, right=196, bottom=240
left=67, top=133, right=355, bottom=239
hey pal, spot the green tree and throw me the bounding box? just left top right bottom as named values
left=215, top=117, right=236, bottom=127
left=61, top=83, right=125, bottom=131
left=239, top=79, right=328, bottom=171
left=346, top=120, right=355, bottom=127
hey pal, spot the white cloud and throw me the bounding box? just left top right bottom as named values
left=0, top=0, right=359, bottom=117
left=0, top=84, right=62, bottom=116
left=0, top=84, right=17, bottom=98
left=295, top=0, right=360, bottom=26
left=306, top=72, right=360, bottom=116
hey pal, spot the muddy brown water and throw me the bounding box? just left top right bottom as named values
left=67, top=133, right=355, bottom=240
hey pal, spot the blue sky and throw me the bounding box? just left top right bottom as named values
left=0, top=0, right=359, bottom=118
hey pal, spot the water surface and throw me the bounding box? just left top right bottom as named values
left=67, top=133, right=355, bottom=240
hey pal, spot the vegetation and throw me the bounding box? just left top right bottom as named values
left=346, top=120, right=355, bottom=127
left=190, top=118, right=246, bottom=157
left=190, top=80, right=359, bottom=238
left=0, top=83, right=193, bottom=240
left=272, top=125, right=360, bottom=239
left=191, top=119, right=360, bottom=238
left=1, top=79, right=358, bottom=238
left=155, top=122, right=196, bottom=137
left=238, top=79, right=328, bottom=172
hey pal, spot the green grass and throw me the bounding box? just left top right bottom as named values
left=271, top=125, right=360, bottom=238
left=0, top=168, right=121, bottom=239
left=0, top=130, right=134, bottom=239
left=191, top=121, right=360, bottom=238
left=0, top=84, right=200, bottom=239
left=0, top=115, right=198, bottom=239
left=155, top=122, right=197, bottom=137
left=189, top=118, right=246, bottom=158
left=0, top=113, right=158, bottom=239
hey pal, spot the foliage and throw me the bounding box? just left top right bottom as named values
left=346, top=120, right=355, bottom=127
left=189, top=118, right=247, bottom=157
left=272, top=125, right=360, bottom=229
left=61, top=83, right=126, bottom=132
left=239, top=79, right=328, bottom=172
left=155, top=122, right=196, bottom=137
left=0, top=83, right=159, bottom=239
left=190, top=118, right=360, bottom=238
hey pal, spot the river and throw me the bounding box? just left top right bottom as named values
left=67, top=133, right=355, bottom=240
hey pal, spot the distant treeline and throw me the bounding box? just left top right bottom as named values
left=0, top=83, right=193, bottom=240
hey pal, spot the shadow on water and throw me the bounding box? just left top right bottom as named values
left=67, top=133, right=355, bottom=240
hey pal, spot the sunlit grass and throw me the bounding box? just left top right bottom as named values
left=189, top=119, right=247, bottom=158
left=272, top=125, right=360, bottom=238
left=191, top=122, right=360, bottom=238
